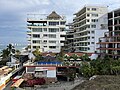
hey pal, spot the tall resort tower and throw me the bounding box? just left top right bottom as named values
left=73, top=5, right=108, bottom=53
left=27, top=11, right=66, bottom=53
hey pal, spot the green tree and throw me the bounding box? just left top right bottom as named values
left=0, top=49, right=10, bottom=59
left=71, top=54, right=78, bottom=60
left=63, top=55, right=71, bottom=60
left=32, top=48, right=42, bottom=61
left=64, top=68, right=76, bottom=81
left=15, top=50, right=21, bottom=55
left=81, top=54, right=90, bottom=61
left=80, top=62, right=95, bottom=77
left=7, top=44, right=15, bottom=54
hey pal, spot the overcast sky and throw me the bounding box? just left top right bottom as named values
left=0, top=0, right=120, bottom=44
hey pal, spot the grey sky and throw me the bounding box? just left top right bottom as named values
left=0, top=0, right=120, bottom=44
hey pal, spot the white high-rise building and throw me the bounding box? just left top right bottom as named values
left=27, top=11, right=66, bottom=53
left=73, top=5, right=108, bottom=53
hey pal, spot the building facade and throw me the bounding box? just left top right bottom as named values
left=73, top=5, right=108, bottom=53
left=97, top=8, right=120, bottom=58
left=27, top=11, right=66, bottom=53
left=64, top=23, right=74, bottom=52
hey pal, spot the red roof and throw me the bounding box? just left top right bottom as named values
left=41, top=52, right=56, bottom=56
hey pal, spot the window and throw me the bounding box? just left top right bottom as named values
left=43, top=28, right=47, bottom=32
left=92, top=37, right=94, bottom=39
left=88, top=47, right=90, bottom=50
left=92, top=19, right=98, bottom=22
left=33, top=34, right=40, bottom=38
left=87, top=19, right=90, bottom=22
left=49, top=46, right=56, bottom=49
left=87, top=8, right=90, bottom=11
left=44, top=46, right=47, bottom=47
left=91, top=31, right=95, bottom=33
left=60, top=22, right=66, bottom=25
left=60, top=41, right=65, bottom=43
left=33, top=46, right=36, bottom=48
left=60, top=28, right=65, bottom=31
left=92, top=8, right=96, bottom=11
left=87, top=14, right=90, bottom=17
left=43, top=40, right=47, bottom=42
left=43, top=34, right=47, bottom=37
left=33, top=46, right=40, bottom=49
left=91, top=25, right=96, bottom=28
left=32, top=40, right=41, bottom=44
left=92, top=14, right=98, bottom=17
left=86, top=25, right=90, bottom=28
left=49, top=28, right=59, bottom=32
left=32, top=28, right=42, bottom=32
left=49, top=40, right=56, bottom=43
left=60, top=35, right=65, bottom=37
left=49, top=22, right=59, bottom=26
left=91, top=42, right=94, bottom=44
left=49, top=34, right=56, bottom=38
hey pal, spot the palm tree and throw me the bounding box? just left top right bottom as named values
left=0, top=49, right=10, bottom=59
left=32, top=48, right=42, bottom=62
left=63, top=55, right=71, bottom=60
left=7, top=44, right=15, bottom=55
left=71, top=54, right=78, bottom=60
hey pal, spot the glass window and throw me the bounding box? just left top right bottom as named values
left=92, top=19, right=98, bottom=22
left=49, top=22, right=59, bottom=26
left=92, top=8, right=96, bottom=11
left=49, top=28, right=59, bottom=32
left=87, top=14, right=90, bottom=17
left=32, top=28, right=42, bottom=32
left=43, top=28, right=47, bottom=32
left=32, top=40, right=41, bottom=44
left=60, top=21, right=66, bottom=25
left=91, top=25, right=96, bottom=28
left=87, top=19, right=90, bottom=22
left=33, top=34, right=40, bottom=38
left=92, top=14, right=98, bottom=17
left=49, top=40, right=56, bottom=43
left=43, top=34, right=47, bottom=37
left=43, top=40, right=47, bottom=42
left=91, top=31, right=95, bottom=33
left=91, top=42, right=94, bottom=44
left=49, top=46, right=56, bottom=49
left=87, top=8, right=90, bottom=11
left=49, top=34, right=56, bottom=38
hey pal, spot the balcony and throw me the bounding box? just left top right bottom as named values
left=27, top=37, right=31, bottom=41
left=97, top=48, right=120, bottom=50
left=27, top=31, right=31, bottom=35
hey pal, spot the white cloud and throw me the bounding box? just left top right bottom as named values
left=0, top=0, right=50, bottom=12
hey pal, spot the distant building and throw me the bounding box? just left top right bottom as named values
left=27, top=11, right=66, bottom=53
left=73, top=5, right=108, bottom=53
left=64, top=23, right=74, bottom=52
left=97, top=8, right=120, bottom=59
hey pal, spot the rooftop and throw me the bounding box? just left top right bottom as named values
left=27, top=11, right=65, bottom=22
left=0, top=66, right=12, bottom=77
